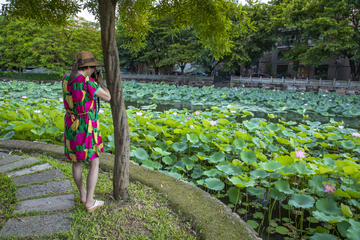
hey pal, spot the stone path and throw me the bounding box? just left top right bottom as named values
left=0, top=152, right=74, bottom=238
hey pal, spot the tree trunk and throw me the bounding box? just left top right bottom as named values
left=98, top=0, right=129, bottom=201
left=180, top=63, right=186, bottom=74
left=349, top=59, right=360, bottom=81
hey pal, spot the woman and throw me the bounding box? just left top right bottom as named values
left=62, top=51, right=111, bottom=213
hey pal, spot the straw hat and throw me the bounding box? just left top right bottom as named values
left=75, top=51, right=103, bottom=67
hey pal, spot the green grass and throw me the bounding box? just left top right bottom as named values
left=1, top=152, right=198, bottom=239
left=0, top=173, right=17, bottom=230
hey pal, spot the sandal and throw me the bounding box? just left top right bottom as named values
left=86, top=200, right=104, bottom=213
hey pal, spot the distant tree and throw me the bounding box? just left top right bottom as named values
left=158, top=27, right=201, bottom=74
left=0, top=17, right=102, bottom=73
left=299, top=0, right=360, bottom=81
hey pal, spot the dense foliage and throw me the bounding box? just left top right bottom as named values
left=1, top=80, right=360, bottom=239
left=0, top=16, right=102, bottom=73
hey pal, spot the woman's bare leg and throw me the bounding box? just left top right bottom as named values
left=72, top=162, right=86, bottom=202
left=84, top=157, right=99, bottom=208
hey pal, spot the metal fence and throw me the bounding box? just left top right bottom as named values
left=230, top=76, right=360, bottom=88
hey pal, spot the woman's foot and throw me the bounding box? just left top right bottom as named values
left=85, top=200, right=104, bottom=213
left=80, top=192, right=86, bottom=203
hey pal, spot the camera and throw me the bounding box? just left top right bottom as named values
left=91, top=68, right=100, bottom=80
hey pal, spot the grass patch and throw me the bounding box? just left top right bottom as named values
left=0, top=173, right=17, bottom=230
left=1, top=152, right=198, bottom=239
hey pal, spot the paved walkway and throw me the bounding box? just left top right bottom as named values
left=0, top=151, right=74, bottom=238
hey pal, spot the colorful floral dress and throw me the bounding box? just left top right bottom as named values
left=62, top=74, right=104, bottom=162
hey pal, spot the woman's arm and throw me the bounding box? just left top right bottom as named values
left=95, top=71, right=111, bottom=102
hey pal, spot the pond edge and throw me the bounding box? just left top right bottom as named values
left=0, top=139, right=260, bottom=240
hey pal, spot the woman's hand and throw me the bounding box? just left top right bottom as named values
left=97, top=70, right=103, bottom=83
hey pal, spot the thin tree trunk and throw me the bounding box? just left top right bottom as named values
left=98, top=0, right=129, bottom=201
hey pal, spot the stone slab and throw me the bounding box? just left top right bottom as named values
left=14, top=194, right=75, bottom=213
left=12, top=169, right=65, bottom=185
left=16, top=180, right=73, bottom=199
left=0, top=157, right=38, bottom=172
left=7, top=163, right=53, bottom=177
left=0, top=213, right=71, bottom=237
left=0, top=152, right=9, bottom=158
left=0, top=155, right=24, bottom=166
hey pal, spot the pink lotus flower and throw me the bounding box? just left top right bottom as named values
left=235, top=87, right=238, bottom=90
left=99, top=109, right=104, bottom=114
left=323, top=95, right=327, bottom=97
left=15, top=110, right=18, bottom=113
left=338, top=126, right=344, bottom=129
left=301, top=93, right=304, bottom=95
left=34, top=110, right=41, bottom=113
left=230, top=110, right=236, bottom=113
left=304, top=104, right=308, bottom=106
left=329, top=100, right=332, bottom=101
left=323, top=183, right=336, bottom=195
left=136, top=112, right=142, bottom=117
left=209, top=120, right=217, bottom=126
left=295, top=150, right=306, bottom=159
left=325, top=90, right=328, bottom=92
left=22, top=96, right=27, bottom=99
left=270, top=98, right=272, bottom=99
left=59, top=99, right=64, bottom=103
left=351, top=132, right=360, bottom=137
left=187, top=117, right=191, bottom=120
left=302, top=98, right=304, bottom=100
left=195, top=111, right=200, bottom=115
left=173, top=112, right=177, bottom=115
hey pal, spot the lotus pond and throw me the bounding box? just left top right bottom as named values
left=1, top=80, right=360, bottom=239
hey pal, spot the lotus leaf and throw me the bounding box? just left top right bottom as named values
left=203, top=169, right=221, bottom=177
left=309, top=233, right=337, bottom=240
left=258, top=160, right=282, bottom=172
left=346, top=226, right=360, bottom=240
left=250, top=170, right=269, bottom=178
left=275, top=226, right=289, bottom=235
left=172, top=142, right=188, bottom=152
left=159, top=170, right=182, bottom=179
left=240, top=150, right=257, bottom=164
left=278, top=165, right=297, bottom=175
left=270, top=188, right=285, bottom=200
left=316, top=198, right=341, bottom=215
left=247, top=187, right=266, bottom=197
left=246, top=220, right=259, bottom=229
left=162, top=156, right=176, bottom=165
left=348, top=199, right=360, bottom=210
left=294, top=161, right=315, bottom=175
left=230, top=176, right=256, bottom=188
left=227, top=187, right=241, bottom=205
left=187, top=133, right=199, bottom=144
left=190, top=166, right=203, bottom=179
left=134, top=148, right=149, bottom=161
left=333, top=189, right=351, bottom=198
left=341, top=141, right=356, bottom=150
left=232, top=138, right=245, bottom=149
left=205, top=178, right=225, bottom=191
left=142, top=160, right=155, bottom=170
left=253, top=212, right=264, bottom=219
left=336, top=221, right=351, bottom=238
left=274, top=180, right=294, bottom=194
left=267, top=143, right=279, bottom=152
left=313, top=211, right=345, bottom=223
left=2, top=131, right=15, bottom=139
left=275, top=155, right=294, bottom=165
left=266, top=123, right=282, bottom=132
left=288, top=194, right=315, bottom=209
left=243, top=121, right=259, bottom=131
left=208, top=152, right=225, bottom=164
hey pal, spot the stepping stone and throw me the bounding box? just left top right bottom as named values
left=12, top=169, right=65, bottom=185
left=14, top=194, right=75, bottom=213
left=0, top=213, right=71, bottom=237
left=16, top=180, right=73, bottom=199
left=0, top=155, right=24, bottom=166
left=7, top=163, right=53, bottom=177
left=0, top=152, right=9, bottom=158
left=0, top=157, right=38, bottom=172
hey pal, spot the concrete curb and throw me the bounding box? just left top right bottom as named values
left=0, top=140, right=260, bottom=240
